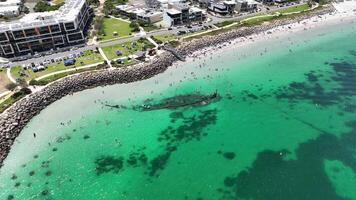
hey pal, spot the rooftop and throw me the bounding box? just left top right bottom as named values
left=0, top=0, right=86, bottom=32
left=166, top=8, right=182, bottom=15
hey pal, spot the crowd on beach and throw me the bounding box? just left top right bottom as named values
left=0, top=4, right=349, bottom=166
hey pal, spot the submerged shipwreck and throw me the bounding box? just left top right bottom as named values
left=105, top=91, right=220, bottom=111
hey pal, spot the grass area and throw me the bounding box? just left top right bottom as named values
left=0, top=69, right=11, bottom=93
left=99, top=18, right=133, bottom=41
left=154, top=34, right=178, bottom=43
left=273, top=4, right=310, bottom=14
left=11, top=50, right=103, bottom=81
left=141, top=23, right=160, bottom=32
left=215, top=20, right=236, bottom=27
left=111, top=58, right=137, bottom=67
left=0, top=88, right=31, bottom=113
left=102, top=38, right=154, bottom=60
left=242, top=15, right=276, bottom=25
left=31, top=64, right=107, bottom=86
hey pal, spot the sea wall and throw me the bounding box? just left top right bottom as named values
left=0, top=5, right=335, bottom=166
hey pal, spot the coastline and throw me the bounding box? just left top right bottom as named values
left=0, top=4, right=352, bottom=166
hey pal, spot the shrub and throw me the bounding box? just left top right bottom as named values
left=5, top=83, right=18, bottom=91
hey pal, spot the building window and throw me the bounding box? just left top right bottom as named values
left=12, top=30, right=25, bottom=39
left=39, top=26, right=50, bottom=35
left=49, top=24, right=61, bottom=33
left=0, top=33, right=8, bottom=41
left=53, top=36, right=64, bottom=45
left=67, top=32, right=83, bottom=42
left=1, top=44, right=14, bottom=54
left=24, top=28, right=37, bottom=37
left=17, top=43, right=30, bottom=51
left=65, top=22, right=75, bottom=30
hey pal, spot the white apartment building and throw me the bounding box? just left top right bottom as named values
left=0, top=0, right=93, bottom=58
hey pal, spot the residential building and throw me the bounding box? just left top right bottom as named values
left=137, top=11, right=163, bottom=23
left=208, top=1, right=236, bottom=15
left=116, top=5, right=163, bottom=23
left=163, top=3, right=205, bottom=26
left=235, top=0, right=259, bottom=12
left=0, top=0, right=93, bottom=58
left=256, top=0, right=274, bottom=5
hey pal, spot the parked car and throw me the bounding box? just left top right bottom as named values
left=64, top=59, right=76, bottom=66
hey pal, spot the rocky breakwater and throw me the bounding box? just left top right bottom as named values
left=0, top=5, right=335, bottom=166
left=0, top=51, right=176, bottom=166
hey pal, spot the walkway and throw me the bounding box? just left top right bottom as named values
left=35, top=62, right=103, bottom=81
left=146, top=36, right=159, bottom=48
left=108, top=15, right=131, bottom=23
left=6, top=68, right=16, bottom=84
left=98, top=48, right=112, bottom=68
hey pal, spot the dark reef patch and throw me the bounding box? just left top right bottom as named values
left=275, top=61, right=356, bottom=108
left=10, top=174, right=17, bottom=180
left=126, top=148, right=148, bottom=167
left=220, top=120, right=356, bottom=200
left=95, top=156, right=124, bottom=175
left=148, top=109, right=218, bottom=177
left=41, top=189, right=49, bottom=196
left=7, top=195, right=14, bottom=200
left=349, top=50, right=356, bottom=56
left=45, top=171, right=52, bottom=176
left=222, top=152, right=236, bottom=160
left=94, top=93, right=218, bottom=177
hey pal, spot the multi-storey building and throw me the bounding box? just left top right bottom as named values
left=0, top=0, right=93, bottom=58
left=163, top=3, right=205, bottom=26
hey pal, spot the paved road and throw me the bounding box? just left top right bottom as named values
left=4, top=2, right=306, bottom=68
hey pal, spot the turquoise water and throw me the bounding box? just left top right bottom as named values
left=1, top=19, right=356, bottom=200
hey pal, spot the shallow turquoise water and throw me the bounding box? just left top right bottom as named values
left=0, top=19, right=356, bottom=200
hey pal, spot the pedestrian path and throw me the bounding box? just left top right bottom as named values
left=35, top=62, right=103, bottom=81
left=147, top=36, right=159, bottom=48
left=6, top=68, right=16, bottom=83
left=98, top=48, right=112, bottom=68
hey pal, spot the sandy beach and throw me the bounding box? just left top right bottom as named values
left=184, top=1, right=356, bottom=63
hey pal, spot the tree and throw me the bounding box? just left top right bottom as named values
left=34, top=1, right=64, bottom=12
left=130, top=21, right=140, bottom=32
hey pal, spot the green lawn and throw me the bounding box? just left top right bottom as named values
left=31, top=64, right=107, bottom=86
left=273, top=4, right=310, bottom=14
left=141, top=24, right=160, bottom=32
left=11, top=50, right=103, bottom=81
left=0, top=88, right=31, bottom=113
left=102, top=38, right=154, bottom=60
left=215, top=20, right=236, bottom=27
left=100, top=18, right=133, bottom=41
left=242, top=15, right=276, bottom=25
left=111, top=58, right=137, bottom=67
left=154, top=34, right=178, bottom=43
